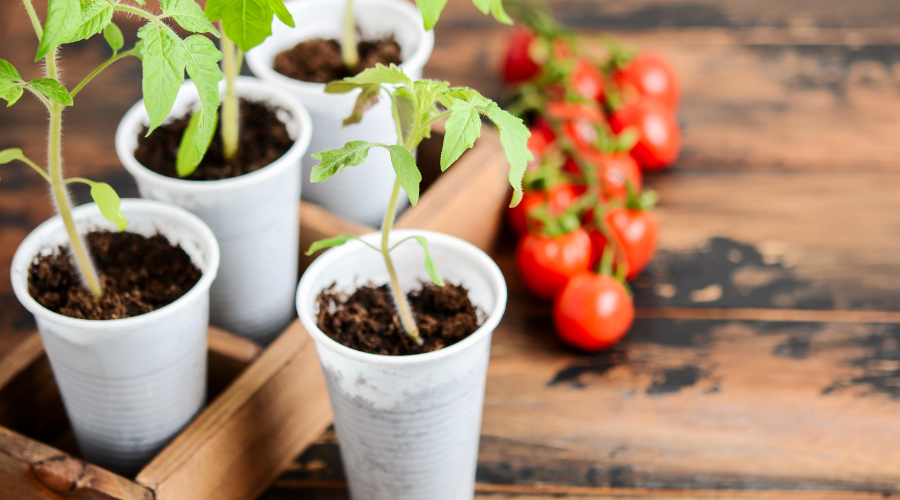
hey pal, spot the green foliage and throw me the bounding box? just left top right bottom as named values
left=28, top=78, right=73, bottom=106
left=35, top=0, right=82, bottom=61
left=85, top=180, right=128, bottom=231
left=0, top=60, right=23, bottom=106
left=305, top=234, right=378, bottom=255
left=0, top=148, right=27, bottom=166
left=405, top=236, right=444, bottom=286
left=161, top=0, right=218, bottom=35
left=104, top=22, right=124, bottom=53
left=386, top=145, right=421, bottom=206
left=206, top=0, right=295, bottom=52
left=415, top=0, right=511, bottom=30
left=320, top=64, right=532, bottom=207
left=176, top=109, right=207, bottom=177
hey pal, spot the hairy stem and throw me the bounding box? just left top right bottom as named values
left=342, top=0, right=359, bottom=71
left=381, top=176, right=421, bottom=343
left=22, top=0, right=42, bottom=39
left=71, top=51, right=134, bottom=98
left=49, top=105, right=103, bottom=298
left=221, top=33, right=240, bottom=161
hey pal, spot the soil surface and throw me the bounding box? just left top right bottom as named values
left=316, top=282, right=482, bottom=355
left=28, top=231, right=202, bottom=320
left=134, top=99, right=293, bottom=181
left=273, top=38, right=403, bottom=83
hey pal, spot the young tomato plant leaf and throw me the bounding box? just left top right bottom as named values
left=0, top=60, right=23, bottom=106
left=138, top=24, right=186, bottom=135
left=410, top=236, right=444, bottom=286
left=482, top=104, right=531, bottom=206
left=305, top=234, right=378, bottom=255
left=67, top=0, right=114, bottom=45
left=85, top=181, right=129, bottom=231
left=28, top=78, right=73, bottom=106
left=0, top=148, right=26, bottom=165
left=441, top=99, right=481, bottom=171
left=35, top=0, right=81, bottom=61
left=206, top=0, right=295, bottom=52
left=183, top=35, right=224, bottom=158
left=104, top=22, right=124, bottom=54
left=415, top=0, right=449, bottom=30
left=343, top=84, right=381, bottom=126
left=162, top=0, right=219, bottom=36
left=386, top=145, right=421, bottom=205
left=310, top=140, right=382, bottom=182
left=175, top=110, right=206, bottom=177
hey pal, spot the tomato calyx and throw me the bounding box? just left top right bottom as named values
left=624, top=181, right=658, bottom=211
left=526, top=191, right=594, bottom=239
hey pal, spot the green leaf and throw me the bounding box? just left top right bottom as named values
left=86, top=181, right=128, bottom=231
left=310, top=140, right=381, bottom=182
left=36, top=0, right=81, bottom=61
left=394, top=91, right=416, bottom=145
left=0, top=148, right=25, bottom=165
left=138, top=23, right=186, bottom=135
left=0, top=60, right=21, bottom=81
left=482, top=104, right=532, bottom=207
left=28, top=78, right=73, bottom=105
left=471, top=0, right=490, bottom=15
left=386, top=145, right=421, bottom=206
left=415, top=0, right=448, bottom=30
left=0, top=60, right=23, bottom=106
left=343, top=84, right=381, bottom=126
left=305, top=234, right=377, bottom=255
left=176, top=110, right=202, bottom=177
left=206, top=0, right=292, bottom=52
left=183, top=35, right=223, bottom=159
left=67, top=0, right=114, bottom=44
left=104, top=22, right=124, bottom=53
left=441, top=99, right=481, bottom=171
left=489, top=0, right=513, bottom=25
left=162, top=0, right=218, bottom=36
left=268, top=0, right=295, bottom=27
left=411, top=236, right=444, bottom=286
left=341, top=63, right=413, bottom=87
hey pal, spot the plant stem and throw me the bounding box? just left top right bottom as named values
left=342, top=0, right=359, bottom=71
left=22, top=0, right=42, bottom=39
left=381, top=176, right=421, bottom=344
left=221, top=32, right=240, bottom=162
left=70, top=51, right=134, bottom=98
left=48, top=104, right=103, bottom=298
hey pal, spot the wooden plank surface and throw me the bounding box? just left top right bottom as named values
left=3, top=0, right=900, bottom=498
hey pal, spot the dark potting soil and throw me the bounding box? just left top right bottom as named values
left=273, top=38, right=403, bottom=84
left=134, top=99, right=293, bottom=181
left=316, top=282, right=482, bottom=355
left=28, top=231, right=202, bottom=320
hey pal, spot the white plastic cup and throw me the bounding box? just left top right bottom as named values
left=116, top=76, right=312, bottom=345
left=10, top=199, right=220, bottom=475
left=296, top=230, right=507, bottom=500
left=246, top=0, right=435, bottom=227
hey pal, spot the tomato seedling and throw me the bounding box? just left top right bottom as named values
left=306, top=64, right=532, bottom=344
left=0, top=0, right=223, bottom=299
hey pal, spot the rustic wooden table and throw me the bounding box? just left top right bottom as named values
left=3, top=0, right=900, bottom=498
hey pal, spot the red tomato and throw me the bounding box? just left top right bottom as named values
left=590, top=207, right=659, bottom=280
left=507, top=182, right=582, bottom=235
left=545, top=101, right=604, bottom=124
left=516, top=228, right=592, bottom=301
left=571, top=59, right=605, bottom=102
left=502, top=29, right=541, bottom=83
left=561, top=120, right=598, bottom=151
left=563, top=150, right=641, bottom=202
left=614, top=51, right=680, bottom=109
left=553, top=272, right=634, bottom=351
left=609, top=100, right=680, bottom=171
left=527, top=123, right=557, bottom=161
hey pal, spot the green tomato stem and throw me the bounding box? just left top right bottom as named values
left=49, top=104, right=103, bottom=299
left=70, top=51, right=134, bottom=99
left=221, top=33, right=240, bottom=162
left=342, top=0, right=359, bottom=71
left=22, top=0, right=42, bottom=39
left=381, top=176, right=421, bottom=344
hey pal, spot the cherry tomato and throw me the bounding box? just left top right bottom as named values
left=502, top=29, right=541, bottom=84
left=516, top=227, right=592, bottom=300
left=527, top=123, right=557, bottom=161
left=563, top=150, right=641, bottom=202
left=545, top=101, right=604, bottom=124
left=609, top=100, right=680, bottom=172
left=614, top=51, right=680, bottom=109
left=508, top=182, right=582, bottom=235
left=571, top=59, right=605, bottom=102
left=590, top=207, right=659, bottom=280
left=553, top=272, right=634, bottom=351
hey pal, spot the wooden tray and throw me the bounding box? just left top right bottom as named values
left=0, top=121, right=512, bottom=500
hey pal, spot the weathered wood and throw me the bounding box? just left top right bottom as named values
left=135, top=320, right=332, bottom=500
left=0, top=426, right=152, bottom=500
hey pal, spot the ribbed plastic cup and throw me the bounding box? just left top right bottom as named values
left=246, top=0, right=434, bottom=227
left=116, top=76, right=312, bottom=345
left=10, top=199, right=220, bottom=475
left=296, top=230, right=507, bottom=500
